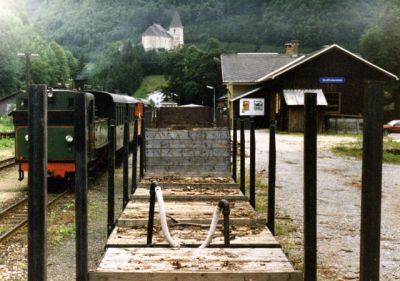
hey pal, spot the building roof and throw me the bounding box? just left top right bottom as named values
left=0, top=92, right=19, bottom=102
left=143, top=23, right=173, bottom=38
left=218, top=94, right=227, bottom=101
left=170, top=11, right=183, bottom=28
left=283, top=89, right=328, bottom=106
left=221, top=45, right=399, bottom=84
left=231, top=87, right=263, bottom=102
left=221, top=53, right=298, bottom=83
left=179, top=104, right=205, bottom=107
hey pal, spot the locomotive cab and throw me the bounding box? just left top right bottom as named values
left=11, top=89, right=95, bottom=180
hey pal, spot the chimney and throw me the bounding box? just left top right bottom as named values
left=285, top=40, right=300, bottom=57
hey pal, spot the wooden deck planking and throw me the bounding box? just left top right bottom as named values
left=89, top=248, right=302, bottom=281
left=137, top=176, right=237, bottom=190
left=93, top=172, right=301, bottom=281
left=137, top=182, right=239, bottom=189
left=118, top=201, right=266, bottom=227
left=107, top=225, right=279, bottom=247
left=131, top=187, right=248, bottom=202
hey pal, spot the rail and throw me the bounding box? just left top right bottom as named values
left=0, top=191, right=68, bottom=244
left=0, top=131, right=15, bottom=139
left=0, top=157, right=16, bottom=170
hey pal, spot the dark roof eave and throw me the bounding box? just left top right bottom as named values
left=223, top=81, right=259, bottom=85
left=256, top=44, right=399, bottom=82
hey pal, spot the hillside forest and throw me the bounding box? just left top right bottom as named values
left=0, top=0, right=399, bottom=107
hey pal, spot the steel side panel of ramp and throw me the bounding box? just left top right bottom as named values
left=89, top=248, right=302, bottom=281
left=145, top=128, right=231, bottom=176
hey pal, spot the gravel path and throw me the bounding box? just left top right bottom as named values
left=0, top=166, right=124, bottom=281
left=245, top=129, right=400, bottom=280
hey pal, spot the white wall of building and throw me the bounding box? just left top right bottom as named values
left=169, top=27, right=184, bottom=48
left=142, top=35, right=174, bottom=51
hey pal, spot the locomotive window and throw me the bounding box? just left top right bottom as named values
left=88, top=100, right=94, bottom=123
left=117, top=106, right=122, bottom=125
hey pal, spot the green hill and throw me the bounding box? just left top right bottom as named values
left=27, top=0, right=377, bottom=59
left=133, top=75, right=167, bottom=99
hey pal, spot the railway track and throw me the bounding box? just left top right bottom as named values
left=0, top=157, right=16, bottom=170
left=0, top=191, right=69, bottom=243
left=0, top=131, right=15, bottom=139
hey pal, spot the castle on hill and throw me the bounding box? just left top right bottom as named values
left=141, top=11, right=184, bottom=51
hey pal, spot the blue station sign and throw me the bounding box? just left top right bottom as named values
left=319, top=77, right=346, bottom=84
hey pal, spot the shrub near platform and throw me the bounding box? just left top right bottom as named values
left=332, top=137, right=400, bottom=164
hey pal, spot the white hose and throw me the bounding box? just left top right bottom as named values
left=198, top=206, right=222, bottom=249
left=154, top=185, right=222, bottom=249
left=155, top=186, right=180, bottom=248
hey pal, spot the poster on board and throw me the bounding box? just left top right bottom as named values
left=239, top=98, right=265, bottom=116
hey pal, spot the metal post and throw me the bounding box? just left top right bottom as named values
left=18, top=53, right=39, bottom=90
left=303, top=92, right=317, bottom=281
left=360, top=81, right=384, bottom=281
left=123, top=107, right=129, bottom=208
left=218, top=199, right=230, bottom=247
left=267, top=120, right=276, bottom=235
left=131, top=117, right=138, bottom=194
left=240, top=119, right=246, bottom=195
left=206, top=85, right=216, bottom=127
left=147, top=182, right=157, bottom=245
left=74, top=92, right=89, bottom=281
left=28, top=84, right=47, bottom=281
left=213, top=87, right=216, bottom=127
left=249, top=118, right=256, bottom=209
left=232, top=118, right=237, bottom=182
left=140, top=118, right=145, bottom=179
left=107, top=119, right=116, bottom=237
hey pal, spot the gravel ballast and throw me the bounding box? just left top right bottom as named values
left=244, top=130, right=400, bottom=281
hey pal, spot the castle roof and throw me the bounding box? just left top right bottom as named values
left=169, top=11, right=183, bottom=28
left=143, top=23, right=173, bottom=38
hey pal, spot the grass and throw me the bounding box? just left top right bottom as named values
left=48, top=199, right=76, bottom=245
left=0, top=224, right=11, bottom=234
left=277, top=131, right=362, bottom=138
left=0, top=137, right=15, bottom=160
left=52, top=223, right=76, bottom=244
left=0, top=116, right=14, bottom=132
left=0, top=137, right=14, bottom=149
left=133, top=75, right=168, bottom=99
left=332, top=136, right=400, bottom=164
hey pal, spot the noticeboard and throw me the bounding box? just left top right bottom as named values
left=319, top=77, right=346, bottom=84
left=239, top=98, right=265, bottom=116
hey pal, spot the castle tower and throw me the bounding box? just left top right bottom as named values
left=169, top=11, right=184, bottom=48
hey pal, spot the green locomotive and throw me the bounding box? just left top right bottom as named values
left=11, top=89, right=137, bottom=180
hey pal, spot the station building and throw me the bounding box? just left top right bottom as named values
left=220, top=42, right=399, bottom=131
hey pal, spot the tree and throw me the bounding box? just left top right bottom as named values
left=162, top=38, right=225, bottom=105
left=90, top=41, right=144, bottom=94
left=360, top=0, right=400, bottom=111
left=0, top=1, right=79, bottom=96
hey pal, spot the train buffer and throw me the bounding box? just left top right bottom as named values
left=90, top=176, right=302, bottom=281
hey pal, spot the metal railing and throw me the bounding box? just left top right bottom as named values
left=25, top=82, right=385, bottom=281
left=232, top=117, right=276, bottom=214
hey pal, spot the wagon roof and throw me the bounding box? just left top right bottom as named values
left=89, top=91, right=137, bottom=104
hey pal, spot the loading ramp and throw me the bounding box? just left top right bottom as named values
left=90, top=128, right=302, bottom=281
